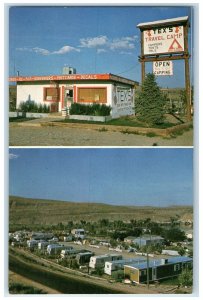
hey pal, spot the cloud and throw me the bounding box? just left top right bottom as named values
left=79, top=35, right=138, bottom=52
left=32, top=47, right=50, bottom=55
left=119, top=51, right=133, bottom=55
left=97, top=49, right=107, bottom=54
left=110, top=36, right=138, bottom=50
left=52, top=45, right=80, bottom=54
left=16, top=45, right=80, bottom=55
left=9, top=153, right=19, bottom=160
left=80, top=35, right=108, bottom=48
left=16, top=35, right=138, bottom=56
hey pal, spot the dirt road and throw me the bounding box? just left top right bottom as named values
left=9, top=123, right=193, bottom=146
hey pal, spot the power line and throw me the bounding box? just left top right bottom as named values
left=117, top=63, right=139, bottom=76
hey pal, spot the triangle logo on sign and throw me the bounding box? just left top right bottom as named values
left=168, top=38, right=183, bottom=52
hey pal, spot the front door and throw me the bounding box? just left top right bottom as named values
left=65, top=88, right=74, bottom=106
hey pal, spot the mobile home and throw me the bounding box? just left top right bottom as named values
left=124, top=256, right=193, bottom=284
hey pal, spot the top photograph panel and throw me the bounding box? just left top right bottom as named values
left=9, top=5, right=194, bottom=146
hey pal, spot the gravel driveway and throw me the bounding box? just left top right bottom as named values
left=9, top=123, right=193, bottom=146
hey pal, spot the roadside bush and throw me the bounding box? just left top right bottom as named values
left=69, top=103, right=111, bottom=116
left=111, top=270, right=124, bottom=281
left=92, top=266, right=104, bottom=276
left=18, top=100, right=50, bottom=113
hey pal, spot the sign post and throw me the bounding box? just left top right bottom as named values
left=137, top=16, right=192, bottom=121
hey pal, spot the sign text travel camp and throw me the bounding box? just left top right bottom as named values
left=143, top=26, right=184, bottom=55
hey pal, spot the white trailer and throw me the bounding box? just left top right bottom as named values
left=60, top=248, right=79, bottom=258
left=38, top=241, right=50, bottom=250
left=89, top=254, right=122, bottom=269
left=27, top=239, right=38, bottom=249
left=47, top=244, right=72, bottom=255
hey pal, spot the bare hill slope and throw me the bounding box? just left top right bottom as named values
left=9, top=195, right=193, bottom=226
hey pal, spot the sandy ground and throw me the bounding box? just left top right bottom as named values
left=9, top=122, right=193, bottom=146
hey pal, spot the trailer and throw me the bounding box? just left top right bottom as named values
left=89, top=254, right=122, bottom=269
left=76, top=252, right=94, bottom=265
left=47, top=244, right=72, bottom=255
left=124, top=256, right=193, bottom=284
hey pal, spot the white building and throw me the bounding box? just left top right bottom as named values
left=9, top=73, right=138, bottom=118
left=71, top=229, right=85, bottom=240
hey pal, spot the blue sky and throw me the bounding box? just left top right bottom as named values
left=9, top=148, right=193, bottom=207
left=9, top=5, right=193, bottom=87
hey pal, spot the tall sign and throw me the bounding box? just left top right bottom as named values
left=137, top=16, right=191, bottom=121
left=144, top=26, right=184, bottom=55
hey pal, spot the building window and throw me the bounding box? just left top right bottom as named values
left=174, top=264, right=181, bottom=272
left=44, top=88, right=59, bottom=101
left=141, top=270, right=147, bottom=276
left=77, top=87, right=107, bottom=103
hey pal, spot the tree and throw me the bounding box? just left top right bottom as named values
left=163, top=228, right=186, bottom=242
left=135, top=73, right=166, bottom=125
left=178, top=269, right=193, bottom=287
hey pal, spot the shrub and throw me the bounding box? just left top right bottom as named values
left=18, top=100, right=50, bottom=113
left=69, top=103, right=111, bottom=116
left=111, top=270, right=124, bottom=281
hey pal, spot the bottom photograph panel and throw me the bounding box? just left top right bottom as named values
left=8, top=148, right=193, bottom=295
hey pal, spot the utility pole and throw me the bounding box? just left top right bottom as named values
left=147, top=252, right=149, bottom=289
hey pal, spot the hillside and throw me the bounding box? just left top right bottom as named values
left=9, top=196, right=193, bottom=227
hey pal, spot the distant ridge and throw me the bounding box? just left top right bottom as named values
left=9, top=195, right=193, bottom=226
